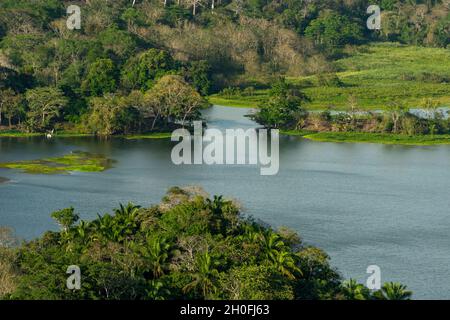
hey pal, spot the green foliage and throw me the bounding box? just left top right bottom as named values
left=25, top=86, right=67, bottom=131
left=1, top=187, right=412, bottom=300
left=98, top=26, right=136, bottom=59
left=144, top=75, right=208, bottom=128
left=51, top=207, right=79, bottom=232
left=303, top=132, right=450, bottom=145
left=218, top=264, right=295, bottom=299
left=305, top=11, right=363, bottom=48
left=373, top=282, right=413, bottom=300
left=183, top=60, right=211, bottom=96
left=253, top=77, right=308, bottom=128
left=121, top=49, right=176, bottom=91
left=82, top=59, right=117, bottom=96
left=213, top=43, right=450, bottom=111
left=1, top=1, right=448, bottom=135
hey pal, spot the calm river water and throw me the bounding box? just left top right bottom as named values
left=1, top=106, right=450, bottom=299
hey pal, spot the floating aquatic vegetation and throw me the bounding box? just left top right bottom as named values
left=0, top=151, right=114, bottom=174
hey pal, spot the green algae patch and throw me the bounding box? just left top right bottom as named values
left=0, top=151, right=114, bottom=174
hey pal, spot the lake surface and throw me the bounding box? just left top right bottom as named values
left=1, top=106, right=450, bottom=299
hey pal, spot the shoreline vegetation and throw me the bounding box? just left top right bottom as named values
left=294, top=132, right=450, bottom=146
left=3, top=120, right=450, bottom=146
left=250, top=75, right=450, bottom=146
left=0, top=186, right=413, bottom=300
left=0, top=130, right=172, bottom=139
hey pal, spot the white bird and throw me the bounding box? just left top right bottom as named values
left=46, top=129, right=54, bottom=139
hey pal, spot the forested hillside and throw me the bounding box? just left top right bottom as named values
left=0, top=0, right=449, bottom=135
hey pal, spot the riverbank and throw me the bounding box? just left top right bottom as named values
left=300, top=132, right=450, bottom=145
left=0, top=130, right=172, bottom=140
left=0, top=130, right=93, bottom=138
left=124, top=132, right=173, bottom=139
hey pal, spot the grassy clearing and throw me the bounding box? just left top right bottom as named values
left=208, top=96, right=262, bottom=108
left=0, top=151, right=114, bottom=174
left=302, top=132, right=450, bottom=145
left=210, top=43, right=450, bottom=110
left=124, top=132, right=173, bottom=139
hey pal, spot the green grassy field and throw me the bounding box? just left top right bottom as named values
left=209, top=42, right=450, bottom=110
left=302, top=132, right=450, bottom=145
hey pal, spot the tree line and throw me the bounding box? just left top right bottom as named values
left=253, top=77, right=450, bottom=136
left=0, top=1, right=448, bottom=134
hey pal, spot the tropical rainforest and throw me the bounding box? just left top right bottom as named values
left=0, top=187, right=413, bottom=300
left=0, top=0, right=448, bottom=300
left=0, top=0, right=449, bottom=136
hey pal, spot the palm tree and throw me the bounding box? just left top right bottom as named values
left=206, top=195, right=231, bottom=234
left=260, top=232, right=286, bottom=263
left=374, top=282, right=412, bottom=300
left=272, top=250, right=302, bottom=280
left=96, top=213, right=116, bottom=241
left=112, top=203, right=141, bottom=241
left=76, top=220, right=89, bottom=239
left=206, top=195, right=225, bottom=214
left=146, top=236, right=171, bottom=278
left=114, top=202, right=141, bottom=218
left=146, top=280, right=170, bottom=300
left=183, top=251, right=219, bottom=298
left=342, top=279, right=371, bottom=300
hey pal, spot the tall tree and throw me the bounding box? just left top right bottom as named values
left=144, top=75, right=206, bottom=128
left=82, top=59, right=117, bottom=96
left=3, top=90, right=23, bottom=128
left=0, top=88, right=16, bottom=126
left=25, top=87, right=68, bottom=131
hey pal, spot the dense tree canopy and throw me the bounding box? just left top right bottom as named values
left=0, top=0, right=448, bottom=133
left=0, top=187, right=413, bottom=300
